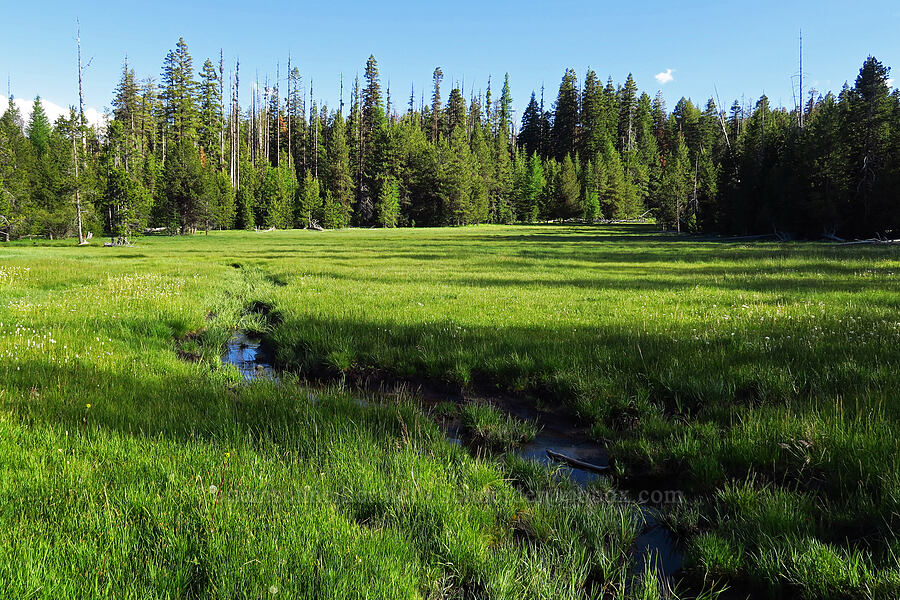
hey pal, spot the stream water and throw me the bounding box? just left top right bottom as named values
left=225, top=331, right=276, bottom=381
left=223, top=330, right=683, bottom=583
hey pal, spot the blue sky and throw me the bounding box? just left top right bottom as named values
left=1, top=0, right=898, bottom=126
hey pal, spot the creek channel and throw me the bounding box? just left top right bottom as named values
left=223, top=329, right=684, bottom=583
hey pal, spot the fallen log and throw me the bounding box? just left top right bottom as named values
left=545, top=449, right=609, bottom=473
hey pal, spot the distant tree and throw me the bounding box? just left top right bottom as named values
left=161, top=140, right=205, bottom=233
left=27, top=97, right=52, bottom=157
left=554, top=153, right=580, bottom=218
left=552, top=69, right=579, bottom=161
left=519, top=92, right=543, bottom=158
left=580, top=159, right=601, bottom=222
left=161, top=38, right=199, bottom=147
left=296, top=170, right=322, bottom=227
left=198, top=58, right=223, bottom=168
left=842, top=56, right=897, bottom=235
left=446, top=87, right=466, bottom=137
left=376, top=176, right=400, bottom=227
left=580, top=69, right=603, bottom=160
left=658, top=134, right=692, bottom=231
left=324, top=111, right=353, bottom=227
left=516, top=152, right=544, bottom=221
left=617, top=74, right=638, bottom=152
left=431, top=67, right=443, bottom=143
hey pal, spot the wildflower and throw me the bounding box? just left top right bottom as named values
left=86, top=403, right=92, bottom=409
left=269, top=586, right=278, bottom=595
left=209, top=485, right=218, bottom=494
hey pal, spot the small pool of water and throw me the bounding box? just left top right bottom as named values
left=224, top=331, right=275, bottom=381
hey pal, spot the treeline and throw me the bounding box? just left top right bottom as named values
left=0, top=38, right=898, bottom=241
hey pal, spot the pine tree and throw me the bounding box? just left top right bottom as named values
left=446, top=87, right=466, bottom=137
left=431, top=67, right=443, bottom=143
left=551, top=69, right=579, bottom=161
left=618, top=74, right=638, bottom=152
left=376, top=176, right=400, bottom=227
left=517, top=152, right=544, bottom=221
left=161, top=38, right=200, bottom=146
left=296, top=170, right=322, bottom=227
left=198, top=58, right=223, bottom=168
left=27, top=97, right=52, bottom=157
left=519, top=92, right=543, bottom=158
left=161, top=140, right=206, bottom=234
left=357, top=56, right=387, bottom=224
left=112, top=60, right=141, bottom=171
left=843, top=56, right=896, bottom=235
left=324, top=111, right=353, bottom=227
left=658, top=134, right=692, bottom=231
left=580, top=69, right=603, bottom=160
left=580, top=159, right=601, bottom=222
left=555, top=153, right=580, bottom=218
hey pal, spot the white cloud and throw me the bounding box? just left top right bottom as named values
left=654, top=69, right=675, bottom=85
left=888, top=78, right=895, bottom=89
left=0, top=94, right=105, bottom=129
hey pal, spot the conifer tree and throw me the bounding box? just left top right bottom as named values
left=431, top=67, right=443, bottom=143
left=580, top=69, right=603, bottom=160
left=555, top=153, right=580, bottom=218
left=161, top=38, right=200, bottom=147
left=198, top=58, right=223, bottom=168
left=376, top=176, right=400, bottom=227
left=27, top=97, right=52, bottom=157
left=324, top=111, right=353, bottom=227
left=519, top=92, right=543, bottom=158
left=551, top=69, right=579, bottom=161
left=296, top=170, right=322, bottom=227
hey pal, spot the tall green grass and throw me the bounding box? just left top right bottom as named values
left=3, top=224, right=899, bottom=597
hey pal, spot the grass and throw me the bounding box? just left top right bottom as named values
left=2, top=223, right=899, bottom=598
left=457, top=403, right=539, bottom=450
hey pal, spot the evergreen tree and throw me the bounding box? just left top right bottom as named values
left=198, top=58, right=223, bottom=168
left=431, top=67, right=443, bottom=143
left=551, top=69, right=579, bottom=161
left=658, top=134, right=692, bottom=231
left=519, top=92, right=543, bottom=158
left=161, top=140, right=206, bottom=234
left=617, top=74, right=638, bottom=152
left=580, top=159, right=601, bottom=222
left=161, top=38, right=200, bottom=146
left=554, top=153, right=580, bottom=218
left=516, top=152, right=544, bottom=221
left=111, top=61, right=141, bottom=171
left=296, top=170, right=322, bottom=227
left=324, top=111, right=354, bottom=227
left=843, top=56, right=897, bottom=235
left=376, top=176, right=400, bottom=227
left=446, top=87, right=466, bottom=137
left=580, top=69, right=603, bottom=160
left=27, top=97, right=52, bottom=157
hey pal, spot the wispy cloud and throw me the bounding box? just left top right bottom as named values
left=654, top=69, right=675, bottom=85
left=888, top=78, right=895, bottom=89
left=0, top=94, right=104, bottom=129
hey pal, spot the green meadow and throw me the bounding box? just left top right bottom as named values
left=2, top=224, right=899, bottom=598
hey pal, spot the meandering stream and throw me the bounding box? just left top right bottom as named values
left=223, top=330, right=684, bottom=584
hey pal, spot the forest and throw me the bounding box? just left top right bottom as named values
left=0, top=38, right=898, bottom=242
